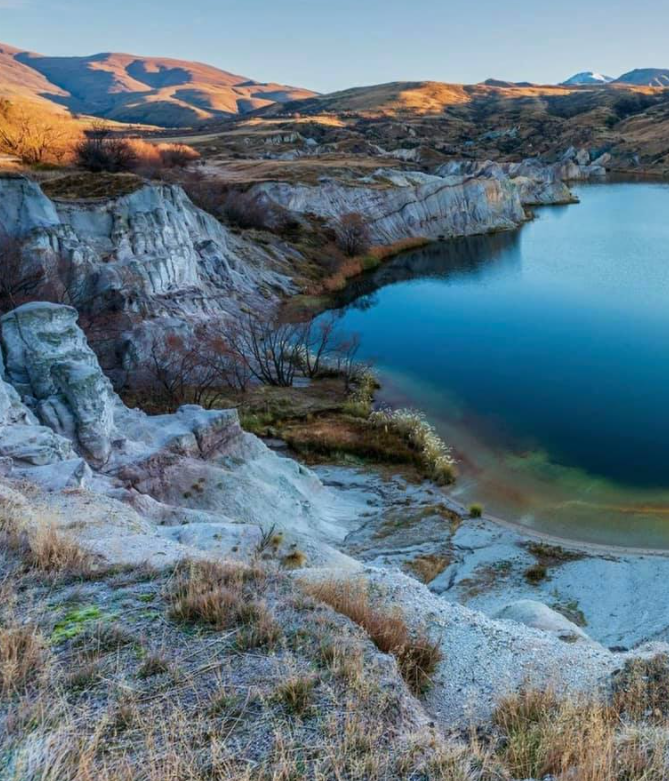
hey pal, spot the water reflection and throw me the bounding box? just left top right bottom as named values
left=333, top=231, right=523, bottom=312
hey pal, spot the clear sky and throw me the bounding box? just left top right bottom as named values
left=2, top=0, right=669, bottom=93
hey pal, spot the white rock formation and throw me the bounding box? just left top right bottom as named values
left=495, top=600, right=593, bottom=643
left=0, top=302, right=360, bottom=568
left=437, top=158, right=577, bottom=206
left=258, top=167, right=528, bottom=244
left=0, top=175, right=295, bottom=374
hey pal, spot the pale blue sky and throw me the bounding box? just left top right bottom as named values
left=2, top=0, right=668, bottom=93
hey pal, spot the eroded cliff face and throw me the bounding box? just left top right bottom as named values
left=0, top=175, right=296, bottom=374
left=258, top=168, right=528, bottom=244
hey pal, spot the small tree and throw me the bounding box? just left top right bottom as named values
left=335, top=212, right=371, bottom=257
left=223, top=314, right=303, bottom=388
left=75, top=123, right=137, bottom=173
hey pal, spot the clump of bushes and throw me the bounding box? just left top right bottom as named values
left=183, top=177, right=296, bottom=234
left=469, top=503, right=484, bottom=518
left=368, top=408, right=456, bottom=484
left=75, top=124, right=199, bottom=175
left=524, top=563, right=547, bottom=584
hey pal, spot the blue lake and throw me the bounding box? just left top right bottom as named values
left=324, top=181, right=669, bottom=548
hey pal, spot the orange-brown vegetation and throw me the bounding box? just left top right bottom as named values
left=304, top=579, right=442, bottom=694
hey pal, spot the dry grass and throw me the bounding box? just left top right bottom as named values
left=24, top=523, right=97, bottom=577
left=613, top=654, right=669, bottom=723
left=404, top=553, right=451, bottom=584
left=42, top=172, right=144, bottom=200
left=304, top=579, right=442, bottom=695
left=305, top=237, right=430, bottom=295
left=0, top=622, right=47, bottom=695
left=166, top=559, right=281, bottom=649
left=281, top=550, right=307, bottom=570
left=493, top=687, right=669, bottom=780
left=0, top=503, right=98, bottom=579
left=274, top=675, right=317, bottom=715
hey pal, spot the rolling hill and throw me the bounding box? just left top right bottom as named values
left=0, top=42, right=316, bottom=126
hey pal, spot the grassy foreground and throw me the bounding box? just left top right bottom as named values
left=3, top=497, right=669, bottom=779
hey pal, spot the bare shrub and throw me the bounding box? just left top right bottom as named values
left=305, top=579, right=442, bottom=694
left=222, top=312, right=360, bottom=389
left=335, top=212, right=371, bottom=257
left=138, top=329, right=253, bottom=412
left=126, top=140, right=200, bottom=178
left=221, top=188, right=273, bottom=230
left=182, top=173, right=229, bottom=215
left=223, top=314, right=304, bottom=388
left=75, top=123, right=137, bottom=173
left=0, top=98, right=77, bottom=164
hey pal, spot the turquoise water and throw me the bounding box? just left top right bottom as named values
left=324, top=181, right=669, bottom=548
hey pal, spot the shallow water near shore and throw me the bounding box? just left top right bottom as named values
left=323, top=180, right=669, bottom=549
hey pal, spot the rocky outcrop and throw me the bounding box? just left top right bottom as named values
left=0, top=302, right=358, bottom=568
left=436, top=158, right=577, bottom=206
left=494, top=600, right=593, bottom=643
left=557, top=147, right=609, bottom=180
left=1, top=303, right=119, bottom=464
left=0, top=175, right=295, bottom=375
left=258, top=167, right=527, bottom=244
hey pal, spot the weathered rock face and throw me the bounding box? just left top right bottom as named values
left=437, top=159, right=577, bottom=206
left=0, top=302, right=359, bottom=568
left=0, top=176, right=295, bottom=375
left=1, top=303, right=119, bottom=464
left=557, top=147, right=608, bottom=180
left=258, top=168, right=528, bottom=244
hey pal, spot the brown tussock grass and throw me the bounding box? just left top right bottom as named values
left=0, top=502, right=98, bottom=579
left=613, top=654, right=669, bottom=723
left=304, top=579, right=441, bottom=695
left=166, top=559, right=281, bottom=648
left=493, top=687, right=668, bottom=781
left=0, top=623, right=47, bottom=695
left=404, top=553, right=451, bottom=584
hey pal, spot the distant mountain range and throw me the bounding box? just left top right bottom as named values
left=561, top=72, right=614, bottom=86
left=2, top=39, right=668, bottom=129
left=0, top=42, right=316, bottom=127
left=561, top=68, right=669, bottom=87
